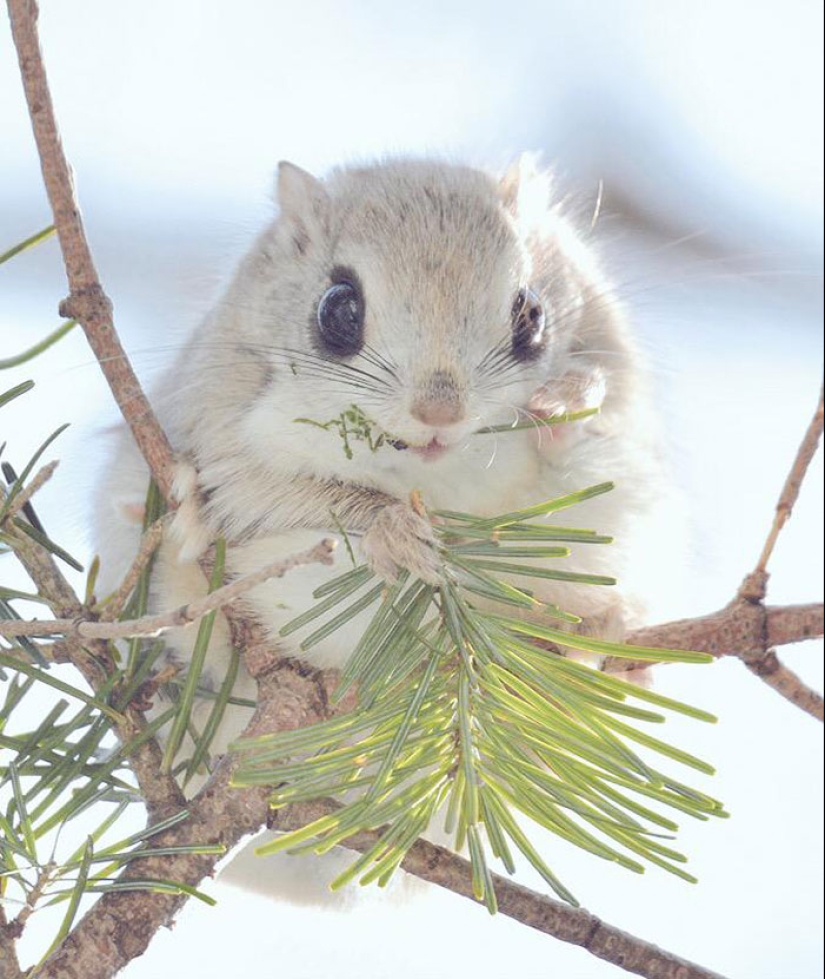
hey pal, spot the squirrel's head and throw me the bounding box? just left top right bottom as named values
left=197, top=157, right=632, bottom=483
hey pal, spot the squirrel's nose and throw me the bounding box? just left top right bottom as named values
left=410, top=371, right=465, bottom=426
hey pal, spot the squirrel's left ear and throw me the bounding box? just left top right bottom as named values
left=498, top=153, right=553, bottom=225
left=275, top=162, right=329, bottom=250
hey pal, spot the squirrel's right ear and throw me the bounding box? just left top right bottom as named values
left=498, top=154, right=553, bottom=231
left=276, top=161, right=329, bottom=227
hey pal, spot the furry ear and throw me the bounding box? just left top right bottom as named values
left=275, top=162, right=329, bottom=252
left=498, top=156, right=525, bottom=213
left=498, top=153, right=553, bottom=227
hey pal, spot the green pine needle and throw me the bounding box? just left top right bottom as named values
left=0, top=320, right=77, bottom=371
left=0, top=379, right=35, bottom=409
left=161, top=538, right=226, bottom=772
left=0, top=225, right=55, bottom=266
left=233, top=483, right=726, bottom=910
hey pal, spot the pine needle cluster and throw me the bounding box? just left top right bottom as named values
left=233, top=485, right=727, bottom=911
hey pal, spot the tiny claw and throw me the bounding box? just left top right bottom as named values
left=409, top=489, right=426, bottom=517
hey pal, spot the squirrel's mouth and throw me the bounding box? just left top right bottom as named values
left=396, top=437, right=450, bottom=462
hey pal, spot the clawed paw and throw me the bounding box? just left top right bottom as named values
left=361, top=501, right=442, bottom=585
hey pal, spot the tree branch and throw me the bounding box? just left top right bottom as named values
left=607, top=385, right=823, bottom=721
left=766, top=602, right=824, bottom=646
left=274, top=803, right=730, bottom=979
left=7, top=0, right=176, bottom=501
left=6, top=0, right=271, bottom=759
left=620, top=602, right=823, bottom=659
left=0, top=538, right=336, bottom=641
left=610, top=601, right=824, bottom=723
left=0, top=906, right=25, bottom=979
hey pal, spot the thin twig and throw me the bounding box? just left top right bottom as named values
left=740, top=649, right=824, bottom=720
left=0, top=460, right=58, bottom=526
left=274, top=802, right=730, bottom=979
left=10, top=861, right=55, bottom=934
left=742, top=385, right=824, bottom=601
left=7, top=0, right=176, bottom=501
left=1, top=538, right=336, bottom=641
left=97, top=516, right=167, bottom=621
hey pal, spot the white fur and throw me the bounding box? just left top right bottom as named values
left=95, top=157, right=668, bottom=903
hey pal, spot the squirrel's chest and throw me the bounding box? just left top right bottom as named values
left=222, top=431, right=622, bottom=671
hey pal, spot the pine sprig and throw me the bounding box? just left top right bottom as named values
left=0, top=668, right=210, bottom=935
left=232, top=487, right=727, bottom=911
left=0, top=355, right=221, bottom=944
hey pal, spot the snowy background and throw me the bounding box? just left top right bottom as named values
left=1, top=1, right=823, bottom=977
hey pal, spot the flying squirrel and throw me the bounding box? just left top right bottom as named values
left=96, top=156, right=668, bottom=903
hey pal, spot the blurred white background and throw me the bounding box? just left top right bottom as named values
left=1, top=1, right=822, bottom=977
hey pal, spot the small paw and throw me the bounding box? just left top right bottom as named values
left=361, top=502, right=442, bottom=585
left=526, top=368, right=605, bottom=459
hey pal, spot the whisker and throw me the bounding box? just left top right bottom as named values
left=359, top=342, right=401, bottom=381
left=271, top=347, right=398, bottom=392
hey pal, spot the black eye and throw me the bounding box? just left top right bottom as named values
left=511, top=286, right=546, bottom=360
left=317, top=276, right=364, bottom=356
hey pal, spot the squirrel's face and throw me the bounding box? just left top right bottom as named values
left=239, top=159, right=608, bottom=471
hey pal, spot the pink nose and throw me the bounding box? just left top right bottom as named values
left=410, top=399, right=464, bottom=426
left=411, top=371, right=464, bottom=427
